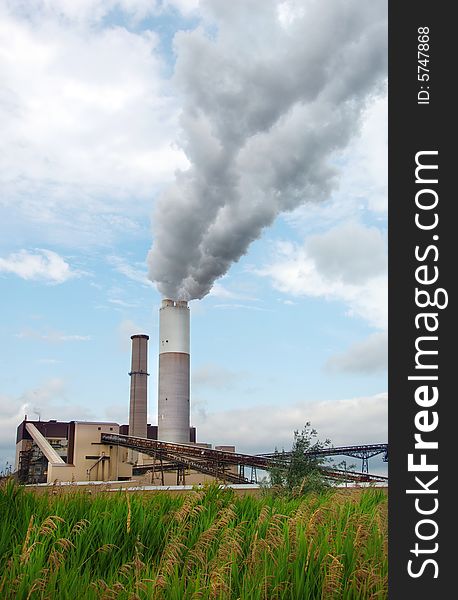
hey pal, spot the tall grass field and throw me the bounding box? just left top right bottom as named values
left=0, top=481, right=387, bottom=599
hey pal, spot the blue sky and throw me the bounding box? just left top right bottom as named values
left=0, top=0, right=387, bottom=475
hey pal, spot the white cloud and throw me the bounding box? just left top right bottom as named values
left=75, top=0, right=161, bottom=23
left=208, top=283, right=240, bottom=299
left=164, top=0, right=200, bottom=16
left=256, top=222, right=387, bottom=330
left=306, top=222, right=386, bottom=285
left=208, top=282, right=256, bottom=301
left=286, top=88, right=387, bottom=236
left=46, top=0, right=200, bottom=20
left=326, top=332, right=388, bottom=374
left=108, top=298, right=140, bottom=308
left=192, top=392, right=387, bottom=456
left=0, top=249, right=80, bottom=283
left=108, top=256, right=155, bottom=288
left=5, top=1, right=163, bottom=28
left=277, top=0, right=306, bottom=28
left=349, top=93, right=388, bottom=214
left=0, top=2, right=188, bottom=246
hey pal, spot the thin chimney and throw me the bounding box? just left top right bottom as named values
left=128, top=334, right=149, bottom=440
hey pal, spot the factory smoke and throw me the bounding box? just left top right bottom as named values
left=147, top=0, right=387, bottom=301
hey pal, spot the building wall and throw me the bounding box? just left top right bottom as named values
left=65, top=422, right=132, bottom=482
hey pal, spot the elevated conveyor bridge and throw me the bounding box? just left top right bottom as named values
left=101, top=433, right=388, bottom=485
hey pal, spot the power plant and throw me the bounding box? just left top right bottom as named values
left=14, top=299, right=200, bottom=485
left=13, top=300, right=388, bottom=487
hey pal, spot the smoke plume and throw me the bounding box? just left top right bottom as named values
left=147, top=0, right=387, bottom=300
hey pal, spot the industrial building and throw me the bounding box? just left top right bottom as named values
left=15, top=420, right=198, bottom=485
left=14, top=298, right=388, bottom=487
left=14, top=299, right=236, bottom=486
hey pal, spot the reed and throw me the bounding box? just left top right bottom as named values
left=0, top=479, right=387, bottom=599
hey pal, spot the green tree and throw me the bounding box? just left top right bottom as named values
left=268, top=422, right=333, bottom=496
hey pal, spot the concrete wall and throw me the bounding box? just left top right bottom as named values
left=45, top=422, right=133, bottom=483
left=66, top=422, right=132, bottom=483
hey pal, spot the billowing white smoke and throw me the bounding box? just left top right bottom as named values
left=148, top=0, right=387, bottom=300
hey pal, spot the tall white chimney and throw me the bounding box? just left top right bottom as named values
left=157, top=299, right=190, bottom=443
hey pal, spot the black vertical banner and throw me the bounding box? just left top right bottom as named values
left=389, top=2, right=453, bottom=598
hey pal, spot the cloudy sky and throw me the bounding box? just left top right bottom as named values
left=0, top=0, right=387, bottom=475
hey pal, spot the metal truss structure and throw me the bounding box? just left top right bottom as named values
left=257, top=443, right=388, bottom=474
left=101, top=433, right=388, bottom=485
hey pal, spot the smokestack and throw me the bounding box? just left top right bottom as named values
left=157, top=299, right=190, bottom=443
left=128, top=334, right=149, bottom=440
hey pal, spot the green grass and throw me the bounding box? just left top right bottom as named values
left=0, top=480, right=387, bottom=599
